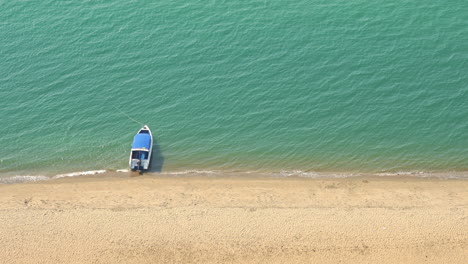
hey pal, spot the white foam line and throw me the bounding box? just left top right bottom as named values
left=0, top=175, right=50, bottom=184
left=278, top=170, right=358, bottom=178
left=164, top=170, right=216, bottom=175
left=375, top=171, right=426, bottom=176
left=53, top=170, right=107, bottom=179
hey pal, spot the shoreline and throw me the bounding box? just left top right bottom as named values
left=1, top=175, right=467, bottom=263
left=1, top=169, right=468, bottom=184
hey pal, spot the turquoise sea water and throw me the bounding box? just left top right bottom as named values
left=1, top=1, right=467, bottom=180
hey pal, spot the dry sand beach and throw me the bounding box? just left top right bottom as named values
left=0, top=174, right=467, bottom=263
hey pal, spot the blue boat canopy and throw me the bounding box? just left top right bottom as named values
left=132, top=133, right=151, bottom=150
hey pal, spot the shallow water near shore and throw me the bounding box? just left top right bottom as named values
left=1, top=1, right=467, bottom=179
left=1, top=169, right=467, bottom=185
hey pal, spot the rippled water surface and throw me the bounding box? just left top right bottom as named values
left=1, top=1, right=467, bottom=178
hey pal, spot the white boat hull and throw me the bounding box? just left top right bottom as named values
left=129, top=125, right=153, bottom=171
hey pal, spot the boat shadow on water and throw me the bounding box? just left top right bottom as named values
left=148, top=139, right=164, bottom=173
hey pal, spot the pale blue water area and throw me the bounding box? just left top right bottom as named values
left=1, top=1, right=467, bottom=181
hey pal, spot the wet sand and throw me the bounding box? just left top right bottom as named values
left=0, top=174, right=467, bottom=263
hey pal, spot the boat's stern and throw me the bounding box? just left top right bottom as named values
left=130, top=158, right=150, bottom=171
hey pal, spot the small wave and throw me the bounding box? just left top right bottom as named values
left=375, top=171, right=468, bottom=179
left=162, top=170, right=217, bottom=175
left=0, top=175, right=50, bottom=184
left=375, top=171, right=426, bottom=176
left=2, top=169, right=467, bottom=184
left=0, top=169, right=125, bottom=184
left=279, top=170, right=321, bottom=177
left=53, top=170, right=107, bottom=179
left=278, top=170, right=362, bottom=178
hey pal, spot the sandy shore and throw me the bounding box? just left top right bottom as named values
left=0, top=174, right=467, bottom=263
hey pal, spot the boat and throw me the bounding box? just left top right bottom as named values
left=129, top=125, right=153, bottom=171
